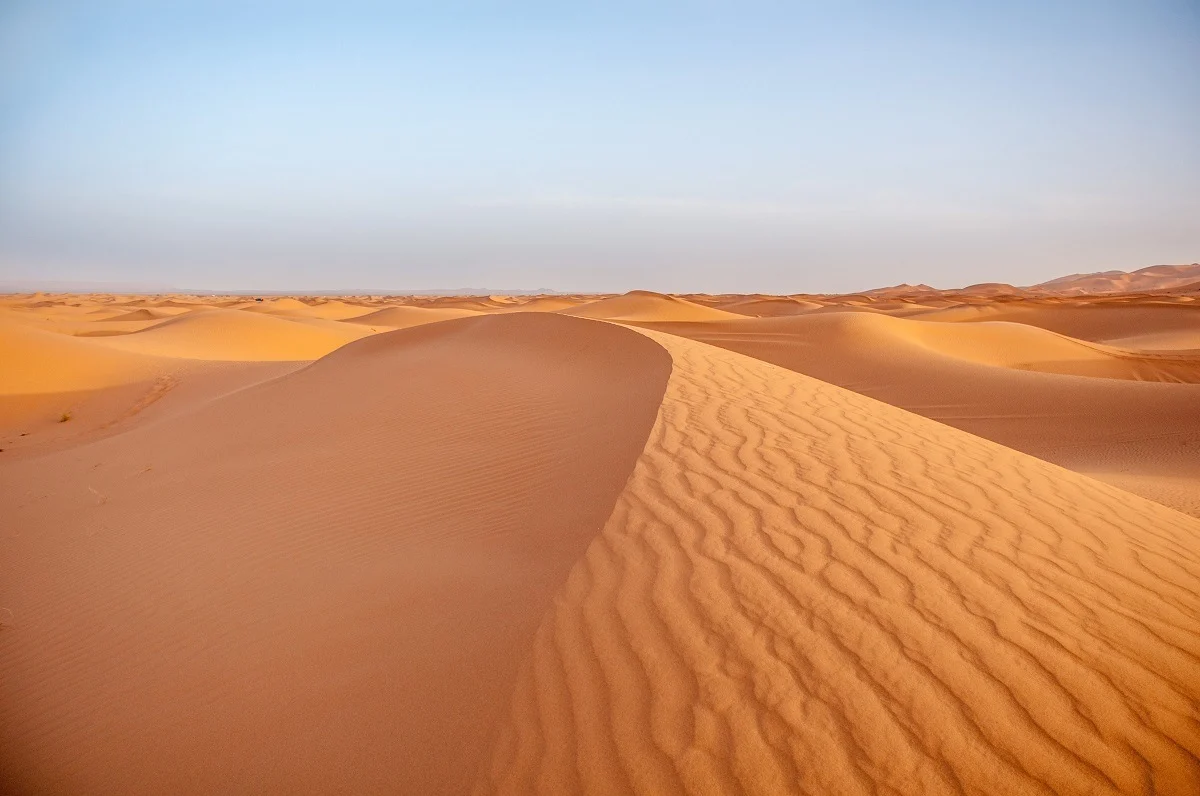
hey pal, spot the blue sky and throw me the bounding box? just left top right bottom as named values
left=1, top=1, right=1197, bottom=292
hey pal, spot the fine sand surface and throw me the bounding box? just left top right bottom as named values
left=632, top=312, right=1200, bottom=517
left=0, top=314, right=671, bottom=794
left=2, top=289, right=1199, bottom=794
left=482, top=327, right=1200, bottom=795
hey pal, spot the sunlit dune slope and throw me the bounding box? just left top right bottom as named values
left=916, top=302, right=1200, bottom=345
left=237, top=297, right=375, bottom=320
left=98, top=307, right=194, bottom=322
left=345, top=304, right=481, bottom=327
left=499, top=296, right=582, bottom=313
left=715, top=296, right=825, bottom=316
left=647, top=311, right=1200, bottom=382
left=565, top=290, right=744, bottom=322
left=88, top=308, right=375, bottom=360
left=834, top=311, right=1200, bottom=381
left=632, top=313, right=1200, bottom=516
left=0, top=314, right=671, bottom=795
left=0, top=319, right=163, bottom=395
left=481, top=328, right=1200, bottom=796
left=236, top=296, right=315, bottom=314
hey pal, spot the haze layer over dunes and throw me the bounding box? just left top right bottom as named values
left=2, top=289, right=1199, bottom=794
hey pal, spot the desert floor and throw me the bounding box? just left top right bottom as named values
left=2, top=290, right=1199, bottom=794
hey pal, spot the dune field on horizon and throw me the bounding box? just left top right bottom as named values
left=2, top=287, right=1199, bottom=794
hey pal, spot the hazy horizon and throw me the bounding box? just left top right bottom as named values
left=2, top=1, right=1197, bottom=293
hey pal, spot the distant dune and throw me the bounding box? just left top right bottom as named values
left=565, top=290, right=744, bottom=322
left=1032, top=262, right=1200, bottom=294
left=89, top=308, right=375, bottom=360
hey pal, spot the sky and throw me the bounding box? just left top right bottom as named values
left=1, top=1, right=1197, bottom=293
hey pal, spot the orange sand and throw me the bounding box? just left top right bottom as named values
left=1, top=286, right=1198, bottom=794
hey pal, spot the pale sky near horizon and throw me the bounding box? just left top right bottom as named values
left=1, top=1, right=1197, bottom=293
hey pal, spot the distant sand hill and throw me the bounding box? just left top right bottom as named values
left=1032, top=262, right=1200, bottom=294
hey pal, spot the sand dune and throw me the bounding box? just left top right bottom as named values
left=89, top=308, right=375, bottom=360
left=566, top=291, right=744, bottom=322
left=481, top=328, right=1200, bottom=795
left=98, top=307, right=192, bottom=322
left=632, top=313, right=1200, bottom=516
left=0, top=319, right=163, bottom=395
left=715, top=297, right=825, bottom=316
left=498, top=296, right=582, bottom=313
left=644, top=311, right=1200, bottom=383
left=915, top=301, right=1200, bottom=343
left=237, top=296, right=315, bottom=315
left=345, top=304, right=482, bottom=327
left=0, top=314, right=671, bottom=795
left=1034, top=262, right=1200, bottom=294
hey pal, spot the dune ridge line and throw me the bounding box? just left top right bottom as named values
left=478, top=327, right=1200, bottom=796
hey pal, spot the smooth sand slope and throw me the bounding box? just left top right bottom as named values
left=345, top=304, right=481, bottom=327
left=89, top=308, right=376, bottom=360
left=914, top=302, right=1200, bottom=347
left=566, top=291, right=745, bottom=322
left=0, top=314, right=671, bottom=795
left=480, top=328, right=1200, bottom=796
left=634, top=313, right=1200, bottom=516
left=0, top=319, right=165, bottom=395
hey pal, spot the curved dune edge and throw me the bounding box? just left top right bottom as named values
left=0, top=318, right=166, bottom=395
left=87, top=308, right=376, bottom=360
left=478, top=328, right=1200, bottom=796
left=344, top=304, right=481, bottom=327
left=565, top=291, right=745, bottom=322
left=0, top=314, right=672, bottom=794
left=628, top=315, right=1200, bottom=517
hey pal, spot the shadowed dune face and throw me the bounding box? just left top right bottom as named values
left=0, top=314, right=671, bottom=795
left=480, top=330, right=1200, bottom=796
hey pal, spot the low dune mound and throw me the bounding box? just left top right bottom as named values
left=917, top=302, right=1200, bottom=344
left=238, top=297, right=315, bottom=315
left=0, top=314, right=672, bottom=795
left=89, top=308, right=374, bottom=360
left=1104, top=330, right=1200, bottom=351
left=501, top=296, right=582, bottom=313
left=756, top=311, right=1200, bottom=382
left=481, top=329, right=1200, bottom=796
left=717, top=297, right=825, bottom=316
left=631, top=313, right=1200, bottom=517
left=0, top=319, right=162, bottom=395
left=238, top=297, right=374, bottom=320
left=300, top=299, right=376, bottom=320
left=98, top=307, right=192, bottom=322
left=565, top=290, right=743, bottom=322
left=344, top=305, right=481, bottom=327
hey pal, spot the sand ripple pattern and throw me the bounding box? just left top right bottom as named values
left=479, top=329, right=1200, bottom=795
